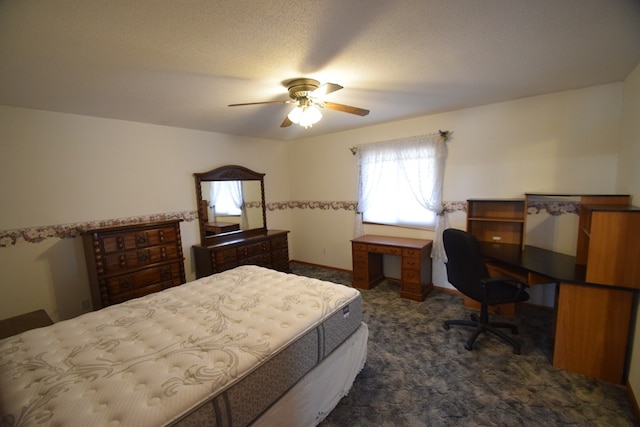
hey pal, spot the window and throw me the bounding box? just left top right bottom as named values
left=355, top=133, right=448, bottom=230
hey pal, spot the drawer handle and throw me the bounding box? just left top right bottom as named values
left=138, top=251, right=149, bottom=263
left=136, top=233, right=147, bottom=246
left=160, top=266, right=172, bottom=280
left=117, top=237, right=125, bottom=250
left=119, top=255, right=126, bottom=267
left=120, top=277, right=133, bottom=290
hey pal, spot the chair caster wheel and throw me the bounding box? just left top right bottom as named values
left=464, top=343, right=473, bottom=351
left=443, top=323, right=450, bottom=330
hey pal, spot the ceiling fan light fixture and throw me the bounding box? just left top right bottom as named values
left=287, top=104, right=322, bottom=128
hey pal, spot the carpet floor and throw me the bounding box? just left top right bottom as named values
left=289, top=262, right=638, bottom=427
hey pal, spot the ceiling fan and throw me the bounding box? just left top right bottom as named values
left=228, top=78, right=370, bottom=128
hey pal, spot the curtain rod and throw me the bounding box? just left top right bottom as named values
left=349, top=130, right=452, bottom=155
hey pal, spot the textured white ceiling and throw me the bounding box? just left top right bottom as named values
left=1, top=0, right=639, bottom=141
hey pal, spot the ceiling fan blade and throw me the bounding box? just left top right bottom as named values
left=311, top=83, right=343, bottom=97
left=323, top=102, right=370, bottom=116
left=228, top=100, right=291, bottom=107
left=280, top=116, right=293, bottom=127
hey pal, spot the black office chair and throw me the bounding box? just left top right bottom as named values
left=442, top=228, right=530, bottom=354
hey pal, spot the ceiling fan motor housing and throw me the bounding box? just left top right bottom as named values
left=287, top=78, right=320, bottom=100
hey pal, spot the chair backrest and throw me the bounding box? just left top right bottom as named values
left=443, top=228, right=491, bottom=302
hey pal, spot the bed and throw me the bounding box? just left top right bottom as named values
left=0, top=265, right=368, bottom=426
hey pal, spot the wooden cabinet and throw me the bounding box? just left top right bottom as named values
left=193, top=230, right=290, bottom=278
left=351, top=235, right=433, bottom=301
left=576, top=202, right=640, bottom=289
left=82, top=220, right=186, bottom=309
left=466, top=199, right=526, bottom=247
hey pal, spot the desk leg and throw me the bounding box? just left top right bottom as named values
left=553, top=282, right=633, bottom=384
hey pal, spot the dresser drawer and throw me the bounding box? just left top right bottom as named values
left=108, top=278, right=183, bottom=305
left=238, top=241, right=270, bottom=258
left=272, top=248, right=289, bottom=264
left=214, top=248, right=238, bottom=264
left=193, top=230, right=290, bottom=278
left=102, top=243, right=181, bottom=274
left=100, top=226, right=178, bottom=254
left=238, top=253, right=271, bottom=266
left=271, top=257, right=290, bottom=272
left=271, top=235, right=289, bottom=250
left=104, top=262, right=183, bottom=296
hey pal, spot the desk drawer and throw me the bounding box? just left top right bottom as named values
left=401, top=281, right=423, bottom=295
left=402, top=256, right=421, bottom=270
left=352, top=251, right=368, bottom=263
left=367, top=244, right=402, bottom=256
left=352, top=243, right=368, bottom=252
left=402, top=248, right=423, bottom=258
left=402, top=269, right=421, bottom=284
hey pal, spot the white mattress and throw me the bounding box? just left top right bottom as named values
left=0, top=265, right=364, bottom=427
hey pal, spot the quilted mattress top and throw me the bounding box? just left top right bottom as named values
left=0, top=266, right=361, bottom=427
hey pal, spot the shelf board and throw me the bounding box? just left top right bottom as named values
left=467, top=217, right=525, bottom=223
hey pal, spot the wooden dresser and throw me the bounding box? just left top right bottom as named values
left=193, top=230, right=290, bottom=278
left=82, top=220, right=186, bottom=309
left=351, top=235, right=433, bottom=301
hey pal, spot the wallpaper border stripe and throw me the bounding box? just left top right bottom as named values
left=0, top=200, right=579, bottom=247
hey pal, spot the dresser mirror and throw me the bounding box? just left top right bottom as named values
left=194, top=165, right=267, bottom=246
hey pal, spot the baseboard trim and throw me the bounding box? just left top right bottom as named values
left=289, top=260, right=352, bottom=274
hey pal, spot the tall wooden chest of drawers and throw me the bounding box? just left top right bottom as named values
left=82, top=220, right=186, bottom=309
left=193, top=230, right=290, bottom=278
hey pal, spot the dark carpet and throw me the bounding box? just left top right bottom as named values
left=289, top=262, right=638, bottom=427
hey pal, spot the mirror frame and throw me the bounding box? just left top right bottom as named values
left=194, top=165, right=267, bottom=246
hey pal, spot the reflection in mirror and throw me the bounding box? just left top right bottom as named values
left=194, top=165, right=267, bottom=246
left=200, top=181, right=264, bottom=233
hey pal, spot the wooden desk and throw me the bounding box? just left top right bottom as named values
left=480, top=242, right=636, bottom=384
left=352, top=235, right=433, bottom=301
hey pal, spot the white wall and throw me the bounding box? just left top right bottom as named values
left=287, top=83, right=623, bottom=289
left=618, top=62, right=640, bottom=413
left=0, top=106, right=291, bottom=321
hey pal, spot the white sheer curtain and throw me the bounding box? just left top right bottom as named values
left=209, top=181, right=222, bottom=220
left=354, top=132, right=450, bottom=262
left=210, top=181, right=245, bottom=225
left=235, top=182, right=249, bottom=229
